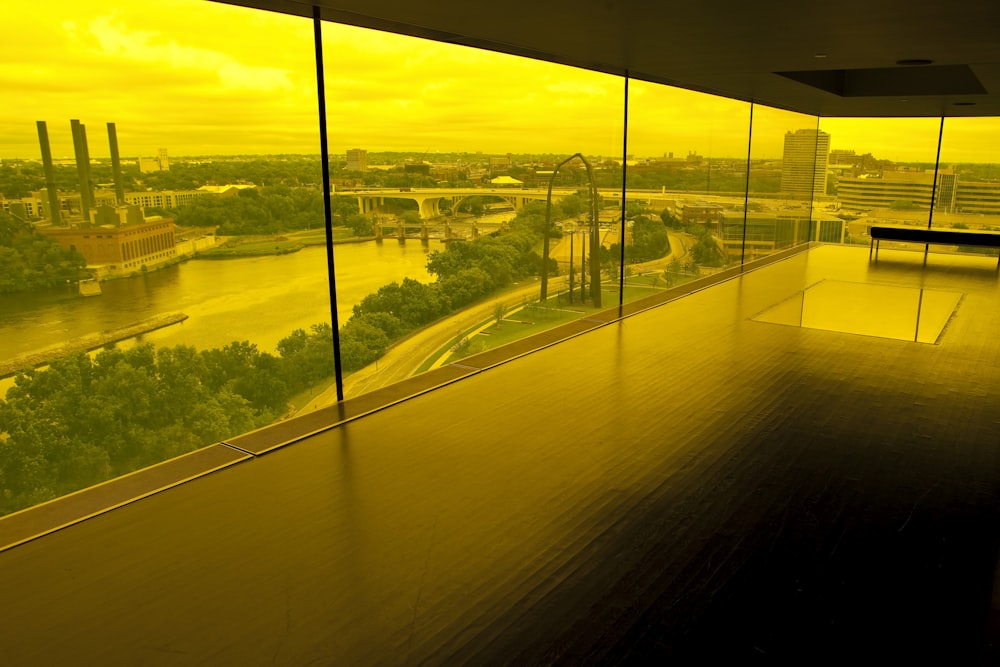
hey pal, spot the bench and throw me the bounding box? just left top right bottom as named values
left=869, top=226, right=1000, bottom=267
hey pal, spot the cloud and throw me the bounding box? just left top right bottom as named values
left=2, top=0, right=994, bottom=162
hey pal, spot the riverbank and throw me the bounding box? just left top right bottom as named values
left=194, top=229, right=377, bottom=259
left=297, top=232, right=699, bottom=412
left=0, top=312, right=189, bottom=379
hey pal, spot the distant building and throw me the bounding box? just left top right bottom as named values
left=94, top=203, right=144, bottom=227
left=125, top=189, right=203, bottom=209
left=346, top=148, right=368, bottom=172
left=0, top=192, right=45, bottom=220
left=403, top=163, right=431, bottom=175
left=719, top=211, right=845, bottom=262
left=195, top=184, right=258, bottom=197
left=952, top=180, right=1000, bottom=213
left=837, top=169, right=957, bottom=211
left=489, top=176, right=522, bottom=187
left=41, top=214, right=177, bottom=273
left=489, top=154, right=513, bottom=176
left=139, top=149, right=170, bottom=173
left=828, top=149, right=890, bottom=177
left=780, top=129, right=831, bottom=199
left=680, top=202, right=724, bottom=225
left=4, top=186, right=242, bottom=223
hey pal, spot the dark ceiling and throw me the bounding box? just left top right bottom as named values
left=215, top=0, right=1000, bottom=118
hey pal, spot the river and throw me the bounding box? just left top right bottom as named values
left=0, top=240, right=444, bottom=365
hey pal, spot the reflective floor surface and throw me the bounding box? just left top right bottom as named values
left=753, top=278, right=964, bottom=343
left=3, top=244, right=1000, bottom=664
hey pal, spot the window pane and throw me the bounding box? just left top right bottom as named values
left=0, top=0, right=328, bottom=515
left=320, top=23, right=624, bottom=399
left=818, top=117, right=941, bottom=251
left=936, top=117, right=1000, bottom=261
left=624, top=81, right=750, bottom=294
left=739, top=105, right=824, bottom=263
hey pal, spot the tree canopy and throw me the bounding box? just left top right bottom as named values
left=0, top=211, right=86, bottom=293
left=0, top=324, right=336, bottom=516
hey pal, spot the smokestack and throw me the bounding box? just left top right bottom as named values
left=107, top=122, right=125, bottom=205
left=70, top=119, right=92, bottom=223
left=69, top=118, right=90, bottom=222
left=80, top=123, right=95, bottom=207
left=36, top=121, right=61, bottom=225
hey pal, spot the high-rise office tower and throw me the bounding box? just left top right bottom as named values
left=346, top=148, right=368, bottom=172
left=780, top=128, right=830, bottom=200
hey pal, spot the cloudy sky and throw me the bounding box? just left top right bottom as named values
left=3, top=0, right=997, bottom=162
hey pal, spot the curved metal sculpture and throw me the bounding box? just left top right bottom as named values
left=539, top=153, right=601, bottom=308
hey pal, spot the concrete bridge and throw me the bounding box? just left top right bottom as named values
left=345, top=187, right=581, bottom=219
left=374, top=219, right=506, bottom=242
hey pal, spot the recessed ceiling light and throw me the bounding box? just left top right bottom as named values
left=814, top=53, right=827, bottom=59
left=896, top=58, right=934, bottom=66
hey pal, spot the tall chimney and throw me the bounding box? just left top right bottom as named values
left=70, top=119, right=92, bottom=223
left=80, top=123, right=95, bottom=208
left=36, top=121, right=61, bottom=225
left=107, top=122, right=125, bottom=205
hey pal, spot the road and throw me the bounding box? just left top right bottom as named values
left=297, top=231, right=695, bottom=413
left=297, top=274, right=569, bottom=412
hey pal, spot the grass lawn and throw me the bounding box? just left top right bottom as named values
left=419, top=280, right=691, bottom=372
left=198, top=228, right=367, bottom=258
left=198, top=238, right=306, bottom=258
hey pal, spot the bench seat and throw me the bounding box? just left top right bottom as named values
left=869, top=226, right=1000, bottom=267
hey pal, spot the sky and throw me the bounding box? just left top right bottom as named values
left=3, top=0, right=999, bottom=162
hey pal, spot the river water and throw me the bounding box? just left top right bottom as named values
left=0, top=240, right=444, bottom=364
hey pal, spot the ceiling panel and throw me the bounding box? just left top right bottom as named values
left=212, top=0, right=1000, bottom=117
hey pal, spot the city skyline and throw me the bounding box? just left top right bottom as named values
left=2, top=0, right=999, bottom=162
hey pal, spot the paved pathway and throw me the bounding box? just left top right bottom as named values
left=297, top=232, right=695, bottom=414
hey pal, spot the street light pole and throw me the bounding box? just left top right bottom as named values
left=568, top=226, right=575, bottom=304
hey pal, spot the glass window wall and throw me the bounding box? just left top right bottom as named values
left=740, top=105, right=823, bottom=263
left=6, top=0, right=1000, bottom=520
left=0, top=0, right=329, bottom=516
left=624, top=82, right=751, bottom=295
left=818, top=117, right=942, bottom=250
left=936, top=117, right=1000, bottom=259
left=320, top=23, right=624, bottom=397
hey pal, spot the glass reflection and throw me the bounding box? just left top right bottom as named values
left=818, top=117, right=942, bottom=251
left=753, top=280, right=960, bottom=344
left=738, top=105, right=824, bottom=263
left=320, top=23, right=624, bottom=398
left=623, top=82, right=751, bottom=299
left=0, top=0, right=328, bottom=516
left=933, top=117, right=1000, bottom=260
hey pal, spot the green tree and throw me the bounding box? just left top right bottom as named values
left=629, top=215, right=670, bottom=262
left=0, top=211, right=87, bottom=292
left=660, top=208, right=683, bottom=229
left=346, top=213, right=374, bottom=236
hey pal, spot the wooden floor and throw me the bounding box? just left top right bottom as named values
left=3, top=244, right=1000, bottom=665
